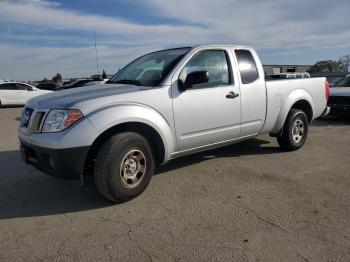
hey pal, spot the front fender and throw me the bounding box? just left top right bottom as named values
left=270, top=89, right=314, bottom=135
left=86, top=103, right=176, bottom=163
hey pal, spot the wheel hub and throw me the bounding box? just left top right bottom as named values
left=119, top=149, right=146, bottom=188
left=292, top=119, right=304, bottom=143
left=126, top=159, right=137, bottom=174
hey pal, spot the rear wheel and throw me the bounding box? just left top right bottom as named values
left=277, top=109, right=308, bottom=151
left=94, top=132, right=155, bottom=202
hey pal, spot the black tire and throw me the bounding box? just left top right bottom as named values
left=94, top=132, right=155, bottom=202
left=277, top=109, right=309, bottom=151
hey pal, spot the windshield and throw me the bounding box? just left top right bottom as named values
left=335, top=75, right=350, bottom=87
left=108, top=47, right=190, bottom=87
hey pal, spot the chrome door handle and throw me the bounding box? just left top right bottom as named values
left=226, top=91, right=239, bottom=99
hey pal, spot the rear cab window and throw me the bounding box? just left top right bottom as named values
left=235, top=49, right=259, bottom=84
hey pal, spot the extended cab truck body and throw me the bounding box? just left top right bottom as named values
left=19, top=45, right=330, bottom=202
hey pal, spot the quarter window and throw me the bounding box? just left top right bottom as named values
left=179, top=50, right=231, bottom=88
left=235, top=50, right=259, bottom=84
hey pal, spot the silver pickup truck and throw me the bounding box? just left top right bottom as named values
left=19, top=45, right=330, bottom=202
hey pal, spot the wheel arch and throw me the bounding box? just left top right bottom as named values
left=81, top=104, right=176, bottom=178
left=270, top=89, right=314, bottom=136
left=290, top=100, right=313, bottom=123
left=85, top=121, right=166, bottom=170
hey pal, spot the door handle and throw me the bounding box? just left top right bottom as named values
left=226, top=91, right=239, bottom=99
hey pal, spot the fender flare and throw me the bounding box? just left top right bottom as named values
left=86, top=103, right=176, bottom=163
left=270, top=89, right=314, bottom=135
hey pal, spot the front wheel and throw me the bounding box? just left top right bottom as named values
left=277, top=109, right=309, bottom=151
left=94, top=132, right=155, bottom=202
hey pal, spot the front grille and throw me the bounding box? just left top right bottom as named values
left=31, top=112, right=45, bottom=132
left=20, top=108, right=47, bottom=133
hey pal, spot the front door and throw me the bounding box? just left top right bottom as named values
left=172, top=49, right=241, bottom=151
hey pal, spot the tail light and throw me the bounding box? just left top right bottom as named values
left=325, top=80, right=329, bottom=100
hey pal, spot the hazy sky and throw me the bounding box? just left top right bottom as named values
left=1, top=0, right=350, bottom=80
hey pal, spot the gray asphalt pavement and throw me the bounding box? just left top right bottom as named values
left=0, top=107, right=349, bottom=261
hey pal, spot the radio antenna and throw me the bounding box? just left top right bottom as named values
left=93, top=30, right=100, bottom=76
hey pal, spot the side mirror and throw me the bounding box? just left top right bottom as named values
left=183, top=71, right=209, bottom=89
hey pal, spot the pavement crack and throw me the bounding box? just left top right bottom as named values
left=126, top=224, right=153, bottom=262
left=104, top=244, right=114, bottom=261
left=56, top=231, right=74, bottom=258
left=296, top=251, right=310, bottom=262
left=234, top=199, right=289, bottom=233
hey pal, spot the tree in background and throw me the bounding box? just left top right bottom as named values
left=307, top=60, right=347, bottom=73
left=339, top=55, right=350, bottom=72
left=102, top=70, right=107, bottom=79
left=52, top=73, right=63, bottom=83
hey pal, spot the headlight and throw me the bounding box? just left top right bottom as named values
left=42, top=109, right=83, bottom=132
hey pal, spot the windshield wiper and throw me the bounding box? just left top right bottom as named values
left=112, top=79, right=142, bottom=86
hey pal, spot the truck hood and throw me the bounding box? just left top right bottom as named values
left=26, top=84, right=150, bottom=109
left=330, top=87, right=350, bottom=97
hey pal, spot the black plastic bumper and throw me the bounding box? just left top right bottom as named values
left=20, top=141, right=89, bottom=180
left=328, top=96, right=350, bottom=115
left=329, top=104, right=350, bottom=115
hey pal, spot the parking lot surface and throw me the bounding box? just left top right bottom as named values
left=0, top=107, right=349, bottom=262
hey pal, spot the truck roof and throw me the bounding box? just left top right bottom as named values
left=158, top=44, right=253, bottom=53
left=191, top=44, right=253, bottom=49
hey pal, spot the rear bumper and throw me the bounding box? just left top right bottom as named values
left=20, top=140, right=89, bottom=180
left=321, top=106, right=331, bottom=117
left=328, top=96, right=350, bottom=115
left=329, top=104, right=350, bottom=114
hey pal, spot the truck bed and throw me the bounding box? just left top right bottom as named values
left=261, top=77, right=327, bottom=134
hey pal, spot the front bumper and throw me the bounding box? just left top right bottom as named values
left=20, top=140, right=89, bottom=180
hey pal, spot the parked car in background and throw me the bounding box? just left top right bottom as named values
left=0, top=82, right=52, bottom=106
left=329, top=76, right=345, bottom=87
left=59, top=79, right=102, bottom=90
left=35, top=82, right=59, bottom=91
left=266, top=72, right=310, bottom=80
left=82, top=79, right=108, bottom=87
left=19, top=44, right=329, bottom=202
left=328, top=74, right=350, bottom=115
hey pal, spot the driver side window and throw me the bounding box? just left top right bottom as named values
left=179, top=50, right=231, bottom=88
